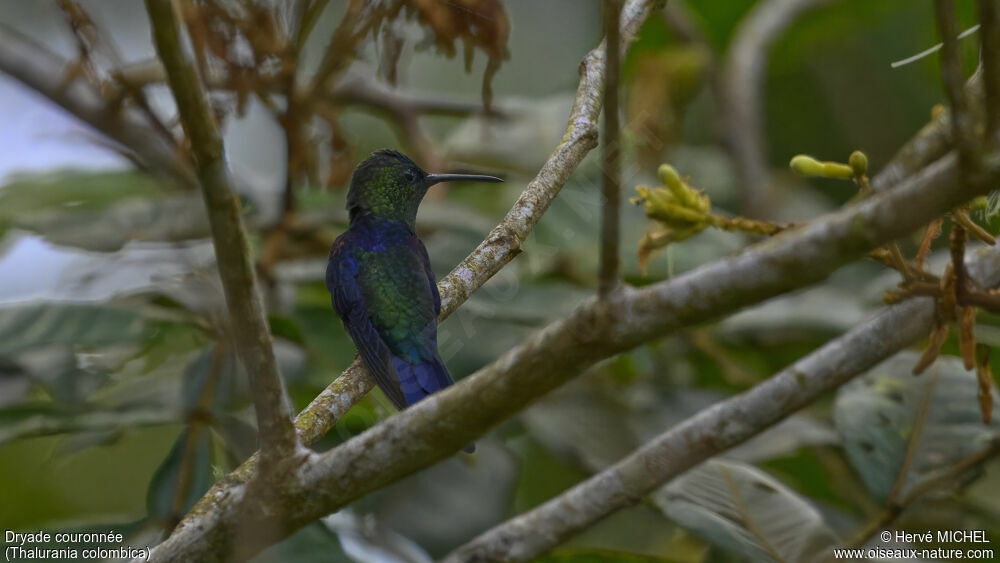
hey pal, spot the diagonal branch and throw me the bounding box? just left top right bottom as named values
left=448, top=238, right=1000, bottom=562
left=145, top=140, right=1000, bottom=560
left=140, top=0, right=666, bottom=558
left=145, top=0, right=298, bottom=466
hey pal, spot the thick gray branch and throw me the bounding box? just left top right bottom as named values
left=147, top=138, right=997, bottom=560
left=146, top=0, right=298, bottom=463
left=447, top=228, right=1000, bottom=563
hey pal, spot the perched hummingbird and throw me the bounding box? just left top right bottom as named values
left=326, top=149, right=501, bottom=451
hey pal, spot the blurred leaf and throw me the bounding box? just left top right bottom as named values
left=55, top=428, right=124, bottom=456
left=323, top=509, right=433, bottom=563
left=213, top=414, right=257, bottom=465
left=254, top=521, right=350, bottom=563
left=653, top=459, right=839, bottom=563
left=18, top=194, right=210, bottom=252
left=180, top=345, right=235, bottom=413
left=0, top=171, right=163, bottom=218
left=522, top=386, right=637, bottom=471
left=627, top=46, right=710, bottom=163
left=0, top=402, right=179, bottom=447
left=270, top=314, right=307, bottom=345
left=362, top=440, right=517, bottom=555
left=717, top=286, right=869, bottom=344
left=0, top=356, right=32, bottom=407
left=146, top=427, right=215, bottom=523
left=16, top=346, right=110, bottom=404
left=0, top=171, right=205, bottom=252
left=834, top=351, right=1000, bottom=501
left=525, top=377, right=837, bottom=474
left=0, top=303, right=146, bottom=356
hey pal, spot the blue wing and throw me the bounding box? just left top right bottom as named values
left=327, top=241, right=408, bottom=409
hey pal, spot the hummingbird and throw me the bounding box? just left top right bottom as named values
left=326, top=149, right=501, bottom=451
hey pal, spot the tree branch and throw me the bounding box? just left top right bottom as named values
left=447, top=202, right=1000, bottom=563
left=146, top=138, right=1000, bottom=560
left=145, top=0, right=298, bottom=466
left=721, top=0, right=834, bottom=217
left=141, top=0, right=665, bottom=558
left=0, top=23, right=192, bottom=187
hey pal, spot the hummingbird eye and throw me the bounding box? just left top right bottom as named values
left=403, top=169, right=417, bottom=182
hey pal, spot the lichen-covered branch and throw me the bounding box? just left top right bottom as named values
left=721, top=0, right=833, bottom=217
left=447, top=233, right=1000, bottom=563
left=146, top=141, right=999, bottom=560
left=145, top=0, right=298, bottom=464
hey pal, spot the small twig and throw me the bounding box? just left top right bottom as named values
left=954, top=208, right=996, bottom=244
left=887, top=242, right=915, bottom=281
left=145, top=0, right=299, bottom=469
left=951, top=222, right=970, bottom=304
left=916, top=218, right=944, bottom=270
left=168, top=342, right=225, bottom=529
left=936, top=0, right=980, bottom=178
left=599, top=0, right=622, bottom=298
left=977, top=343, right=994, bottom=423
left=883, top=281, right=942, bottom=304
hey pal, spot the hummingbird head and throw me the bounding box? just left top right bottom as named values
left=346, top=149, right=502, bottom=228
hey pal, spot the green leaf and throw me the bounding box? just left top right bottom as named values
left=0, top=170, right=164, bottom=218
left=834, top=351, right=1000, bottom=501
left=269, top=314, right=307, bottom=345
left=16, top=193, right=210, bottom=252
left=653, top=459, right=839, bottom=563
left=145, top=427, right=215, bottom=522
left=213, top=414, right=257, bottom=466
left=0, top=402, right=179, bottom=447
left=0, top=303, right=146, bottom=356
left=0, top=170, right=208, bottom=251
left=254, top=521, right=350, bottom=563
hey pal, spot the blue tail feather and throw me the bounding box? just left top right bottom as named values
left=391, top=355, right=453, bottom=406
left=391, top=355, right=475, bottom=453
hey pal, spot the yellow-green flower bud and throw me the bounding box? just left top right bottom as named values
left=849, top=150, right=868, bottom=177
left=789, top=155, right=853, bottom=180
left=657, top=163, right=706, bottom=211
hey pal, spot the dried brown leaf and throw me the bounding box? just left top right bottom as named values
left=960, top=306, right=976, bottom=370
left=916, top=218, right=943, bottom=271
left=913, top=322, right=949, bottom=375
